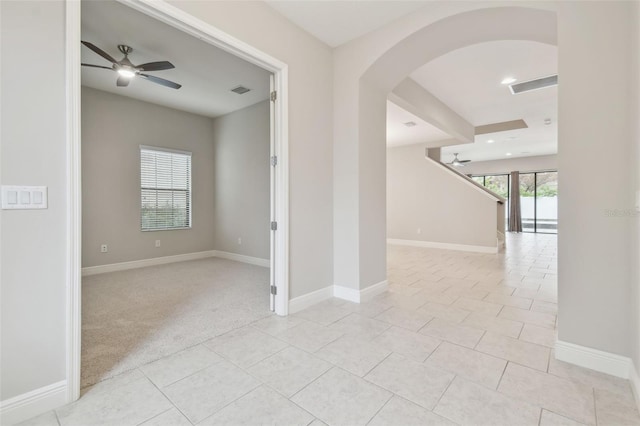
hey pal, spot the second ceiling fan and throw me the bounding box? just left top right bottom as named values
left=449, top=153, right=471, bottom=167
left=81, top=41, right=182, bottom=89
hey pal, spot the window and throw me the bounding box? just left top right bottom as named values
left=471, top=173, right=510, bottom=230
left=140, top=146, right=192, bottom=231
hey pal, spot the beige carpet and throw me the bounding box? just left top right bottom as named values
left=81, top=257, right=271, bottom=389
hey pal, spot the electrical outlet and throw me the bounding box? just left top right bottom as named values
left=155, top=240, right=161, bottom=248
left=238, top=237, right=242, bottom=245
left=100, top=244, right=108, bottom=253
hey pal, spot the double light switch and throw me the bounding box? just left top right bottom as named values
left=1, top=186, right=48, bottom=209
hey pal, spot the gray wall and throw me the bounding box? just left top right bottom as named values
left=81, top=88, right=216, bottom=267
left=462, top=154, right=557, bottom=176
left=1, top=0, right=67, bottom=400
left=212, top=101, right=270, bottom=259
left=557, top=1, right=635, bottom=357
left=631, top=0, right=640, bottom=388
left=387, top=144, right=498, bottom=249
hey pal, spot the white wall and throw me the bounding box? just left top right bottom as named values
left=1, top=0, right=67, bottom=401
left=462, top=154, right=557, bottom=175
left=169, top=1, right=333, bottom=299
left=213, top=101, right=270, bottom=260
left=81, top=88, right=216, bottom=267
left=557, top=1, right=634, bottom=357
left=387, top=144, right=500, bottom=249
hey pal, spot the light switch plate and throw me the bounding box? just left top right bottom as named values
left=1, top=186, right=48, bottom=209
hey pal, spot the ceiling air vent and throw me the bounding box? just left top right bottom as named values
left=231, top=86, right=251, bottom=94
left=509, top=75, right=557, bottom=94
left=403, top=121, right=417, bottom=127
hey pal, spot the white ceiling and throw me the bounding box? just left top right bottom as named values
left=405, top=40, right=558, bottom=163
left=387, top=101, right=451, bottom=147
left=81, top=1, right=270, bottom=118
left=265, top=1, right=429, bottom=47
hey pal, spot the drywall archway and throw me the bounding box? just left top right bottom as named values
left=334, top=6, right=557, bottom=295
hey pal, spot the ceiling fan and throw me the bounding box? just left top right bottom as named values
left=449, top=153, right=471, bottom=167
left=81, top=41, right=182, bottom=89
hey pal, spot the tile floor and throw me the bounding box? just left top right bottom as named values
left=20, top=233, right=640, bottom=426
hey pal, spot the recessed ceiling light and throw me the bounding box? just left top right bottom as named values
left=403, top=121, right=417, bottom=127
left=506, top=152, right=513, bottom=156
left=501, top=77, right=517, bottom=85
left=486, top=139, right=495, bottom=144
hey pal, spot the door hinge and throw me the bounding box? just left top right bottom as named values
left=271, top=221, right=278, bottom=231
left=270, top=91, right=277, bottom=102
left=271, top=155, right=278, bottom=167
left=270, top=285, right=277, bottom=295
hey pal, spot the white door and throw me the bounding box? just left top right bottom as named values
left=269, top=73, right=276, bottom=312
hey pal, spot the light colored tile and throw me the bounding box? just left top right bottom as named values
left=338, top=300, right=392, bottom=318
left=162, top=361, right=260, bottom=424
left=594, top=388, right=640, bottom=425
left=315, top=335, right=391, bottom=377
left=247, top=347, right=332, bottom=397
left=420, top=291, right=458, bottom=306
left=476, top=332, right=550, bottom=371
left=484, top=293, right=533, bottom=309
left=474, top=282, right=516, bottom=296
left=276, top=321, right=344, bottom=352
left=251, top=314, right=308, bottom=336
left=140, top=344, right=222, bottom=388
left=420, top=302, right=470, bottom=323
left=328, top=313, right=390, bottom=339
left=499, top=306, right=556, bottom=329
left=291, top=367, right=392, bottom=426
left=308, top=419, right=328, bottom=426
left=364, top=353, right=454, bottom=410
left=372, top=326, right=440, bottom=362
left=425, top=342, right=507, bottom=389
left=548, top=352, right=632, bottom=396
left=368, top=396, right=456, bottom=426
left=452, top=297, right=503, bottom=315
left=139, top=408, right=191, bottom=426
left=199, top=385, right=314, bottom=426
left=374, top=292, right=429, bottom=310
left=498, top=363, right=595, bottom=425
left=205, top=327, right=288, bottom=368
left=540, top=410, right=586, bottom=426
left=519, top=323, right=556, bottom=347
left=388, top=284, right=422, bottom=295
left=57, top=377, right=172, bottom=426
left=462, top=312, right=523, bottom=338
left=419, top=318, right=484, bottom=348
left=443, top=287, right=489, bottom=301
left=437, top=277, right=477, bottom=288
left=374, top=306, right=433, bottom=331
left=532, top=300, right=558, bottom=314
left=293, top=301, right=352, bottom=326
left=16, top=411, right=59, bottom=426
left=434, top=376, right=541, bottom=426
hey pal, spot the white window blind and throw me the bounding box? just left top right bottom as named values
left=140, top=146, right=192, bottom=231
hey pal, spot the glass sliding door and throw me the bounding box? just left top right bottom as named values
left=535, top=171, right=558, bottom=233
left=519, top=173, right=536, bottom=232
left=471, top=174, right=510, bottom=230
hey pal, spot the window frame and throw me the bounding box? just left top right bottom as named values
left=139, top=145, right=193, bottom=232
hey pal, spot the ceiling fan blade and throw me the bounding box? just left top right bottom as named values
left=81, top=63, right=113, bottom=70
left=116, top=76, right=131, bottom=87
left=460, top=160, right=471, bottom=163
left=139, top=73, right=182, bottom=89
left=136, top=61, right=175, bottom=72
left=81, top=41, right=118, bottom=65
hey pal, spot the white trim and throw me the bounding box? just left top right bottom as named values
left=214, top=251, right=269, bottom=268
left=81, top=251, right=217, bottom=276
left=555, top=340, right=632, bottom=379
left=333, top=285, right=361, bottom=303
left=630, top=361, right=640, bottom=412
left=0, top=381, right=67, bottom=425
left=360, top=280, right=389, bottom=301
left=67, top=0, right=291, bottom=406
left=289, top=286, right=333, bottom=314
left=387, top=238, right=498, bottom=254
left=65, top=0, right=82, bottom=405
left=333, top=280, right=388, bottom=303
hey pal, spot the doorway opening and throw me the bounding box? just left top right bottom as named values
left=66, top=0, right=290, bottom=402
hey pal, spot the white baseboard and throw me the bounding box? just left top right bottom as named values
left=213, top=251, right=269, bottom=268
left=0, top=380, right=67, bottom=425
left=387, top=238, right=498, bottom=254
left=82, top=250, right=269, bottom=276
left=334, top=280, right=389, bottom=303
left=631, top=361, right=640, bottom=412
left=289, top=286, right=333, bottom=314
left=555, top=340, right=632, bottom=379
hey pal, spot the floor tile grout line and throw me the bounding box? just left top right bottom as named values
left=134, top=407, right=176, bottom=426
left=142, top=370, right=197, bottom=425
left=363, top=392, right=394, bottom=426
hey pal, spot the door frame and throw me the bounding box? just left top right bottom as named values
left=65, top=0, right=290, bottom=403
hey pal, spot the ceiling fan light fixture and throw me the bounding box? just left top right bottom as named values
left=501, top=77, right=517, bottom=85
left=117, top=67, right=136, bottom=79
